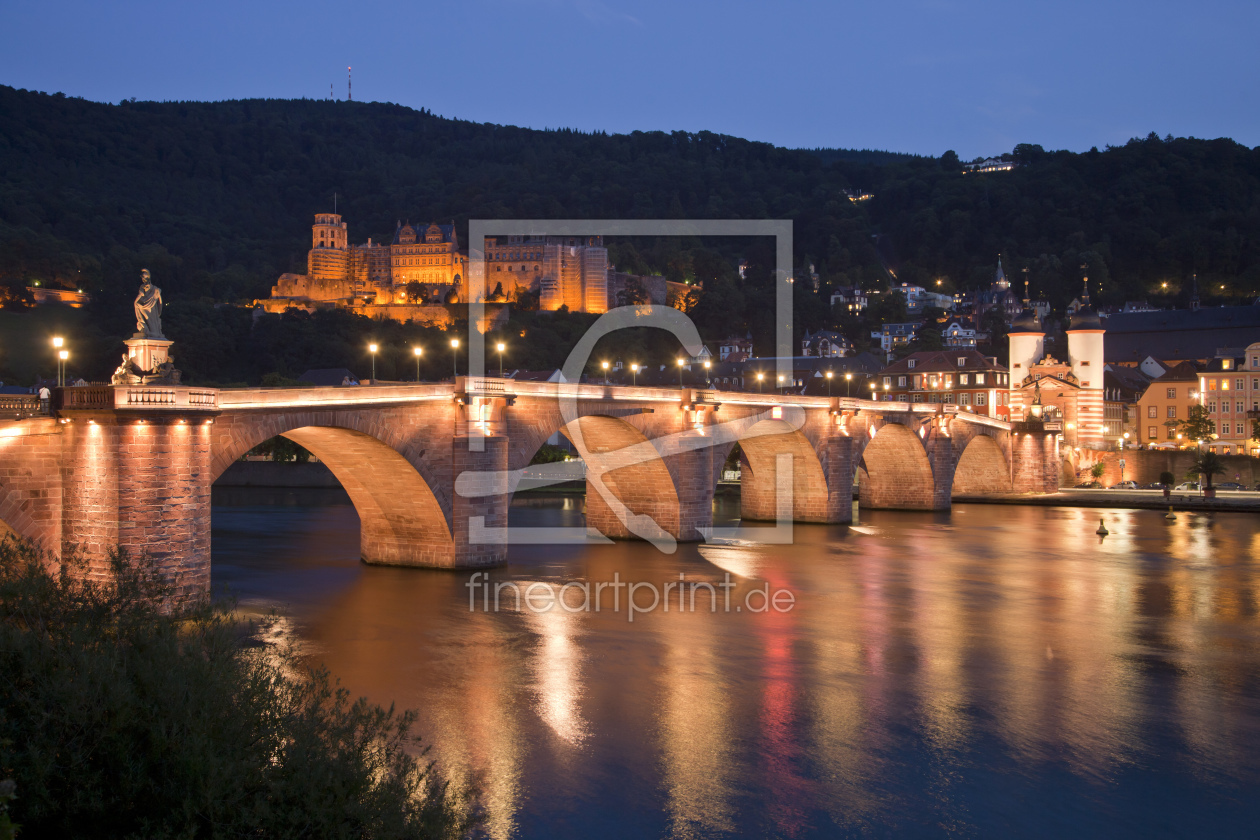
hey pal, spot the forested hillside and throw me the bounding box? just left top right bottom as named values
left=2, top=84, right=1260, bottom=383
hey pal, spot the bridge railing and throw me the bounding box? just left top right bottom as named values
left=0, top=394, right=44, bottom=417
left=58, top=385, right=219, bottom=413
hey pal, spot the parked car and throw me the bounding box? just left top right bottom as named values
left=1074, top=481, right=1102, bottom=489
left=1107, top=481, right=1138, bottom=490
left=1139, top=482, right=1168, bottom=490
left=1173, top=481, right=1200, bottom=492
left=1216, top=482, right=1245, bottom=491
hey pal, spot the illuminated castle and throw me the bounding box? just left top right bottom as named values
left=266, top=215, right=467, bottom=309
left=263, top=215, right=609, bottom=316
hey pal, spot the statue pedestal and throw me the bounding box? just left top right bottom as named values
left=125, top=337, right=173, bottom=374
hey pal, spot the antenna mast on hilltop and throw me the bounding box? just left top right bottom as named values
left=348, top=67, right=352, bottom=101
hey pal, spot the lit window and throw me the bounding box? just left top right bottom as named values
left=959, top=374, right=969, bottom=385
left=976, top=374, right=985, bottom=385
left=1149, top=426, right=1158, bottom=439
left=1148, top=406, right=1158, bottom=418
left=976, top=394, right=986, bottom=406
left=957, top=357, right=966, bottom=367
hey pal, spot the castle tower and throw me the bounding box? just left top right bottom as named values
left=1066, top=276, right=1106, bottom=448
left=312, top=213, right=347, bottom=250
left=309, top=213, right=350, bottom=283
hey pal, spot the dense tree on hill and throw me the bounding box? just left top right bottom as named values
left=2, top=86, right=1260, bottom=382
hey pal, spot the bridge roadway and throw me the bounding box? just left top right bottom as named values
left=0, top=378, right=1058, bottom=599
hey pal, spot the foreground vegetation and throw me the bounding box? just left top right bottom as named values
left=0, top=539, right=475, bottom=839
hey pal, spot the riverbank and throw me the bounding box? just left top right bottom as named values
left=955, top=489, right=1260, bottom=513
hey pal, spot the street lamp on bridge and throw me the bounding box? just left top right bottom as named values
left=676, top=358, right=685, bottom=389
left=368, top=343, right=378, bottom=382
left=756, top=371, right=764, bottom=393
left=845, top=372, right=852, bottom=397
left=496, top=342, right=506, bottom=378
left=58, top=350, right=69, bottom=387
left=601, top=360, right=610, bottom=385
left=630, top=363, right=639, bottom=386
left=52, top=336, right=65, bottom=387
left=413, top=346, right=423, bottom=381
left=826, top=369, right=833, bottom=396
left=450, top=338, right=460, bottom=379
left=703, top=359, right=711, bottom=386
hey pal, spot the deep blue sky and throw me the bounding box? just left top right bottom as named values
left=2, top=0, right=1256, bottom=157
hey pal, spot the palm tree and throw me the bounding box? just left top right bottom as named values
left=1188, top=450, right=1226, bottom=494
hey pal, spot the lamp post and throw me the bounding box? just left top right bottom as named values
left=826, top=369, right=833, bottom=396
left=676, top=358, right=685, bottom=389
left=602, top=360, right=610, bottom=385
left=630, top=363, right=639, bottom=386
left=845, top=371, right=852, bottom=397
left=496, top=342, right=506, bottom=378
left=58, top=350, right=69, bottom=387
left=756, top=372, right=764, bottom=393
left=703, top=359, right=711, bottom=386
left=450, top=338, right=460, bottom=379
left=413, top=346, right=423, bottom=381
left=869, top=381, right=876, bottom=400
left=368, top=343, right=378, bottom=383
left=52, top=336, right=65, bottom=387
left=777, top=374, right=785, bottom=394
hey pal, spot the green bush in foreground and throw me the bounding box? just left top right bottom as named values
left=0, top=539, right=476, bottom=839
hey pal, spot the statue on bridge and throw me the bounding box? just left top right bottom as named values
left=113, top=268, right=180, bottom=385
left=133, top=269, right=164, bottom=339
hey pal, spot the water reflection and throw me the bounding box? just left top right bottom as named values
left=212, top=492, right=1260, bottom=837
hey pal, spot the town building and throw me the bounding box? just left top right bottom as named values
left=830, top=285, right=868, bottom=314
left=874, top=350, right=1010, bottom=418
left=1133, top=362, right=1202, bottom=449
left=942, top=320, right=979, bottom=348
left=962, top=158, right=1015, bottom=173
left=1102, top=364, right=1150, bottom=447
left=801, top=329, right=850, bottom=357
left=972, top=258, right=1023, bottom=324
left=878, top=322, right=920, bottom=356
left=30, top=286, right=90, bottom=308
left=717, top=335, right=755, bottom=362
left=1102, top=303, right=1260, bottom=364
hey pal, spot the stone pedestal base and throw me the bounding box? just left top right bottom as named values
left=125, top=337, right=173, bottom=373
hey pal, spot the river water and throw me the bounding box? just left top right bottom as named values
left=212, top=488, right=1260, bottom=838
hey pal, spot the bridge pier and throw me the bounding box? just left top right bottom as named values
left=1011, top=425, right=1060, bottom=493
left=60, top=413, right=214, bottom=601
left=452, top=436, right=510, bottom=567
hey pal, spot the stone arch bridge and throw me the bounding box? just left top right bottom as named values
left=0, top=379, right=1057, bottom=599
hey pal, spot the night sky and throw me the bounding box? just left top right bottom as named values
left=2, top=0, right=1256, bottom=157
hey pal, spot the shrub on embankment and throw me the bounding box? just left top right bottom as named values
left=0, top=539, right=476, bottom=839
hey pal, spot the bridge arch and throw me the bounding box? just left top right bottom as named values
left=858, top=421, right=937, bottom=510
left=736, top=419, right=834, bottom=523
left=564, top=414, right=684, bottom=541
left=950, top=431, right=1012, bottom=496
left=211, top=416, right=454, bottom=567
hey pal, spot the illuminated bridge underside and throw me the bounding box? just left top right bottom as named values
left=0, top=379, right=1056, bottom=599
